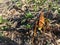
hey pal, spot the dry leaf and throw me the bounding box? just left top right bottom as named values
left=38, top=12, right=45, bottom=30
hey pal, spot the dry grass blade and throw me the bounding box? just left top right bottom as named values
left=32, top=21, right=38, bottom=45
left=34, top=21, right=38, bottom=37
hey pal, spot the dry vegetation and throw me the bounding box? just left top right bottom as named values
left=0, top=0, right=60, bottom=45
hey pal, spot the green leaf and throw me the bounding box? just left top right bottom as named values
left=0, top=32, right=2, bottom=36
left=0, top=16, right=8, bottom=24
left=0, top=16, right=3, bottom=24
left=21, top=19, right=26, bottom=24
left=25, top=12, right=34, bottom=18
left=16, top=1, right=22, bottom=7
left=26, top=0, right=31, bottom=3
left=52, top=7, right=56, bottom=12
left=26, top=24, right=31, bottom=29
left=33, top=5, right=38, bottom=11
left=58, top=8, right=60, bottom=13
left=3, top=19, right=8, bottom=23
left=1, top=26, right=8, bottom=30
left=11, top=0, right=17, bottom=2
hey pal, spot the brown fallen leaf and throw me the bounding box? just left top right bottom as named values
left=38, top=11, right=45, bottom=31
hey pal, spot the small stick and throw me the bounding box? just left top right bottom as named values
left=32, top=21, right=38, bottom=45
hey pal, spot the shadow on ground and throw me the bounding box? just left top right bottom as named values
left=0, top=36, right=19, bottom=45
